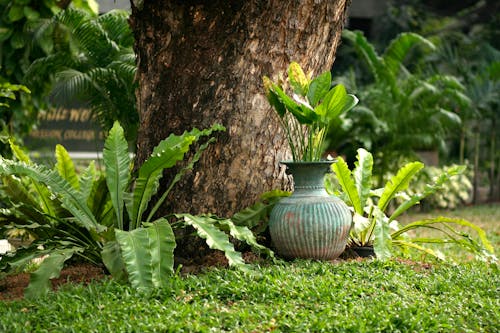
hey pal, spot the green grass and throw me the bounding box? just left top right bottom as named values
left=1, top=204, right=499, bottom=332
left=1, top=260, right=499, bottom=332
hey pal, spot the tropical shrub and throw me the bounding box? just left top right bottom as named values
left=330, top=30, right=470, bottom=182
left=26, top=8, right=138, bottom=142
left=263, top=62, right=358, bottom=161
left=0, top=0, right=99, bottom=152
left=404, top=164, right=473, bottom=209
left=0, top=122, right=267, bottom=296
left=326, top=148, right=495, bottom=261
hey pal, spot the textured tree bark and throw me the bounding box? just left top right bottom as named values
left=130, top=0, right=350, bottom=218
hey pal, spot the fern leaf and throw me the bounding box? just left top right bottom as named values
left=332, top=156, right=362, bottom=214
left=115, top=219, right=175, bottom=290
left=383, top=32, right=435, bottom=77
left=103, top=121, right=131, bottom=230
left=219, top=218, right=274, bottom=257
left=392, top=217, right=494, bottom=254
left=378, top=162, right=424, bottom=212
left=25, top=247, right=81, bottom=299
left=55, top=144, right=79, bottom=190
left=372, top=207, right=392, bottom=261
left=180, top=214, right=247, bottom=269
left=0, top=159, right=102, bottom=232
left=390, top=165, right=466, bottom=221
left=353, top=148, right=373, bottom=211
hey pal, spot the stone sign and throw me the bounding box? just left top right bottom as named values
left=25, top=107, right=104, bottom=154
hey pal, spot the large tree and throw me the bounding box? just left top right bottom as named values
left=129, top=0, right=350, bottom=218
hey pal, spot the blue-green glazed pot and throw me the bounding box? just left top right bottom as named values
left=269, top=161, right=352, bottom=260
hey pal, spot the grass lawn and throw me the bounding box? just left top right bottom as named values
left=0, top=204, right=498, bottom=332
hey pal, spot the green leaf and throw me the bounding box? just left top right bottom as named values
left=130, top=133, right=194, bottom=228
left=389, top=165, right=466, bottom=221
left=383, top=32, right=436, bottom=77
left=146, top=125, right=225, bottom=222
left=24, top=248, right=80, bottom=299
left=392, top=239, right=445, bottom=260
left=288, top=62, right=309, bottom=95
left=115, top=228, right=152, bottom=289
left=101, top=241, right=127, bottom=282
left=342, top=30, right=385, bottom=83
left=55, top=144, right=79, bottom=190
left=353, top=148, right=373, bottom=211
left=392, top=217, right=494, bottom=254
left=23, top=6, right=40, bottom=21
left=372, top=208, right=392, bottom=260
left=115, top=219, right=176, bottom=290
left=307, top=70, right=331, bottom=106
left=218, top=218, right=273, bottom=257
left=318, top=84, right=357, bottom=124
left=271, top=83, right=313, bottom=124
left=332, top=156, right=361, bottom=214
left=378, top=162, right=424, bottom=212
left=9, top=140, right=31, bottom=163
left=0, top=159, right=103, bottom=232
left=8, top=5, right=24, bottom=22
left=180, top=214, right=247, bottom=269
left=103, top=121, right=131, bottom=230
left=145, top=219, right=176, bottom=286
left=263, top=76, right=286, bottom=117
left=79, top=161, right=97, bottom=202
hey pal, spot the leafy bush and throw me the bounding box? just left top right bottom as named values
left=26, top=8, right=138, bottom=142
left=403, top=164, right=472, bottom=210
left=330, top=30, right=469, bottom=180
left=0, top=122, right=269, bottom=296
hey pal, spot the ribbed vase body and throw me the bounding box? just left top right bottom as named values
left=269, top=161, right=352, bottom=260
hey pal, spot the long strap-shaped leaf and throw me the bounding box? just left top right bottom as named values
left=103, top=121, right=130, bottom=230
left=115, top=219, right=176, bottom=290
left=146, top=136, right=220, bottom=222
left=353, top=148, right=373, bottom=211
left=332, top=156, right=362, bottom=214
left=389, top=165, right=466, bottom=221
left=129, top=133, right=195, bottom=229
left=25, top=247, right=81, bottom=299
left=378, top=161, right=423, bottom=212
left=132, top=125, right=224, bottom=226
left=218, top=218, right=273, bottom=257
left=0, top=159, right=103, bottom=232
left=9, top=140, right=58, bottom=216
left=383, top=32, right=435, bottom=78
left=392, top=217, right=494, bottom=254
left=55, top=144, right=80, bottom=190
left=180, top=214, right=247, bottom=269
left=372, top=207, right=392, bottom=261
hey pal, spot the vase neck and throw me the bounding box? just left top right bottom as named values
left=282, top=161, right=333, bottom=191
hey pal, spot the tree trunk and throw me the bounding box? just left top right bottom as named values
left=129, top=0, right=350, bottom=220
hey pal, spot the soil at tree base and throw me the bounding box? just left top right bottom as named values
left=0, top=252, right=431, bottom=301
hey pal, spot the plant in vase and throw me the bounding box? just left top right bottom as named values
left=263, top=62, right=358, bottom=260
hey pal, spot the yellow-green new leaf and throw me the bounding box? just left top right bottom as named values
left=55, top=144, right=79, bottom=190
left=378, top=161, right=423, bottom=212
left=332, top=156, right=362, bottom=214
